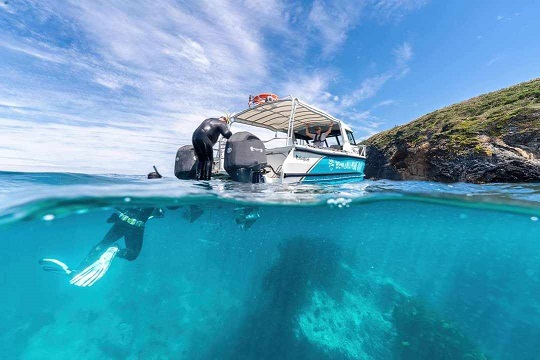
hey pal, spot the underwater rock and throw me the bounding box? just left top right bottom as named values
left=348, top=268, right=410, bottom=315
left=392, top=297, right=489, bottom=360
left=439, top=252, right=540, bottom=359
left=234, top=206, right=260, bottom=230
left=216, top=237, right=408, bottom=360
left=298, top=290, right=394, bottom=359
left=21, top=261, right=240, bottom=359
left=97, top=322, right=133, bottom=358
left=0, top=311, right=55, bottom=359
left=22, top=308, right=125, bottom=359
left=181, top=205, right=204, bottom=223
left=214, top=237, right=351, bottom=359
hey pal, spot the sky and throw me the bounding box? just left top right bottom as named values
left=0, top=0, right=539, bottom=175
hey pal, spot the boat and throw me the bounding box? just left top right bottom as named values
left=175, top=95, right=367, bottom=184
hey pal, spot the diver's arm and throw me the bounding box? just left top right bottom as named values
left=305, top=124, right=314, bottom=139
left=219, top=123, right=233, bottom=139
left=324, top=121, right=334, bottom=135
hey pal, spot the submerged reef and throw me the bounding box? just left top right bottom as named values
left=217, top=237, right=351, bottom=359
left=297, top=289, right=394, bottom=359
left=216, top=237, right=491, bottom=360
left=441, top=249, right=540, bottom=359
left=393, top=297, right=489, bottom=360
left=17, top=236, right=494, bottom=359
left=20, top=261, right=241, bottom=359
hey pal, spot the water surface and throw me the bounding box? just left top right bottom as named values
left=1, top=171, right=539, bottom=359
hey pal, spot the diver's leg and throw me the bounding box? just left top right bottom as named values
left=68, top=223, right=124, bottom=287
left=119, top=229, right=144, bottom=261
left=192, top=137, right=206, bottom=181
left=39, top=222, right=123, bottom=276
left=76, top=223, right=124, bottom=269
left=69, top=246, right=119, bottom=287
left=195, top=136, right=211, bottom=180
left=202, top=136, right=214, bottom=180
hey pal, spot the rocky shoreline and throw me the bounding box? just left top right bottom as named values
left=363, top=79, right=540, bottom=183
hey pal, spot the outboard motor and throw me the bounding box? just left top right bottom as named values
left=174, top=145, right=198, bottom=180
left=224, top=131, right=267, bottom=183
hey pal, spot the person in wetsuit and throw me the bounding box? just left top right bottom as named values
left=39, top=168, right=167, bottom=287
left=192, top=116, right=232, bottom=180
left=82, top=170, right=164, bottom=263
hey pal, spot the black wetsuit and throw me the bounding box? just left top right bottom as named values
left=80, top=207, right=162, bottom=267
left=192, top=118, right=232, bottom=180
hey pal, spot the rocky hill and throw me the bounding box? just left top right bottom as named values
left=363, top=78, right=540, bottom=183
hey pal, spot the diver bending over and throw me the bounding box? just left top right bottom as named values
left=192, top=116, right=232, bottom=180
left=39, top=170, right=164, bottom=287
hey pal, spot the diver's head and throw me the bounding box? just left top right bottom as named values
left=315, top=126, right=322, bottom=134
left=219, top=115, right=231, bottom=126
left=147, top=166, right=163, bottom=179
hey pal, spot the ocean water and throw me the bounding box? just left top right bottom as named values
left=0, top=171, right=539, bottom=360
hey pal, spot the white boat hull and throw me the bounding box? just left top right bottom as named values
left=265, top=146, right=365, bottom=184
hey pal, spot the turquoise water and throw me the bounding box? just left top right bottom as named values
left=1, top=171, right=539, bottom=359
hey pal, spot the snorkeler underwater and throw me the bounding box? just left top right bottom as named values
left=1, top=1, right=540, bottom=359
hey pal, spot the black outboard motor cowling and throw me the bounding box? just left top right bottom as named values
left=174, top=145, right=198, bottom=180
left=224, top=131, right=267, bottom=183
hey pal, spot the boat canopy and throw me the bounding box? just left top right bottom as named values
left=232, top=97, right=342, bottom=133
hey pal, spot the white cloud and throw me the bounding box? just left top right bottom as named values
left=93, top=74, right=127, bottom=90
left=394, top=42, right=413, bottom=63
left=371, top=0, right=428, bottom=20
left=342, top=41, right=413, bottom=106
left=0, top=118, right=191, bottom=176
left=162, top=36, right=211, bottom=70
left=0, top=0, right=427, bottom=174
left=373, top=99, right=396, bottom=108
left=341, top=73, right=393, bottom=107
left=282, top=70, right=338, bottom=104
left=486, top=56, right=501, bottom=66
left=308, top=0, right=364, bottom=55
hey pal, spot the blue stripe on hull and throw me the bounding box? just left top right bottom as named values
left=301, top=173, right=365, bottom=184
left=302, top=156, right=365, bottom=184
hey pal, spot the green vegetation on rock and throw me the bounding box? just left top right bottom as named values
left=367, top=79, right=540, bottom=151
left=363, top=78, right=540, bottom=183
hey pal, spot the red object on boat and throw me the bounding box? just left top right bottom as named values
left=249, top=93, right=279, bottom=107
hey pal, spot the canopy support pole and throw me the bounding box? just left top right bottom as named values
left=286, top=98, right=298, bottom=146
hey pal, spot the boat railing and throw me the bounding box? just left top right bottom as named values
left=213, top=138, right=227, bottom=173
left=358, top=145, right=367, bottom=157
left=262, top=137, right=288, bottom=144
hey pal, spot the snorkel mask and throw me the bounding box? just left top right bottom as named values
left=147, top=166, right=163, bottom=179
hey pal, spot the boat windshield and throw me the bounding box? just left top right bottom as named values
left=292, top=130, right=344, bottom=149
left=325, top=134, right=343, bottom=148
left=346, top=130, right=356, bottom=145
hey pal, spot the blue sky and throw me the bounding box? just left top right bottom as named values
left=1, top=0, right=539, bottom=175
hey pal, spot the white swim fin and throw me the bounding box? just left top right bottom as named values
left=39, top=258, right=73, bottom=275
left=69, top=245, right=119, bottom=287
